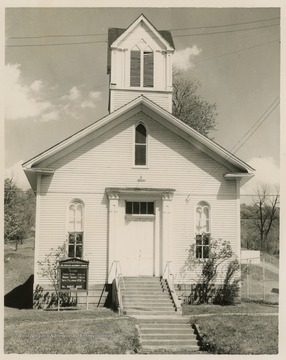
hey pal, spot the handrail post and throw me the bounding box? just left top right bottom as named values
left=163, top=260, right=182, bottom=314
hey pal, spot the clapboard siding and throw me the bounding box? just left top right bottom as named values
left=111, top=90, right=171, bottom=112
left=41, top=113, right=233, bottom=194
left=35, top=193, right=109, bottom=285
left=170, top=194, right=238, bottom=283
left=36, top=111, right=239, bottom=287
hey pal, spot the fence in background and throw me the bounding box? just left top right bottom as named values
left=241, top=256, right=279, bottom=303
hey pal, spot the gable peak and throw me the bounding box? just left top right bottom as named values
left=110, top=14, right=174, bottom=51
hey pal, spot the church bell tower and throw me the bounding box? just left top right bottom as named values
left=107, top=14, right=175, bottom=113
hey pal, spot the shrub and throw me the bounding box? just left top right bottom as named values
left=213, top=259, right=240, bottom=305
left=186, top=235, right=237, bottom=304
left=33, top=285, right=76, bottom=309
left=36, top=242, right=77, bottom=308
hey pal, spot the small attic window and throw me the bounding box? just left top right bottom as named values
left=130, top=46, right=154, bottom=88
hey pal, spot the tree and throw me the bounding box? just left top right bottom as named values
left=172, top=67, right=218, bottom=137
left=4, top=178, right=36, bottom=243
left=252, top=184, right=279, bottom=252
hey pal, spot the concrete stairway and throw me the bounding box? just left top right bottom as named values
left=121, top=277, right=200, bottom=352
left=138, top=318, right=199, bottom=352
left=122, top=276, right=175, bottom=316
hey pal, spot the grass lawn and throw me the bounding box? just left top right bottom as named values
left=4, top=237, right=280, bottom=354
left=192, top=314, right=278, bottom=354
left=182, top=301, right=278, bottom=316
left=4, top=237, right=140, bottom=354
left=4, top=237, right=34, bottom=294
left=241, top=263, right=279, bottom=303
left=5, top=308, right=139, bottom=354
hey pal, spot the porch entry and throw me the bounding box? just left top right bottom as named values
left=118, top=201, right=155, bottom=276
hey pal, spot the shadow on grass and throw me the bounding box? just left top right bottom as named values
left=4, top=275, right=34, bottom=309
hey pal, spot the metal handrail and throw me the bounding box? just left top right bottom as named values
left=163, top=261, right=182, bottom=314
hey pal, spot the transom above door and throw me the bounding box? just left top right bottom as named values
left=106, top=187, right=175, bottom=281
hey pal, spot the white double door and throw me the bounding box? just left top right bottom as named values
left=118, top=216, right=155, bottom=276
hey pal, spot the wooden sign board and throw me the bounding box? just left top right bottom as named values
left=59, top=258, right=89, bottom=291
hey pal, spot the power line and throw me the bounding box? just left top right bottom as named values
left=8, top=32, right=107, bottom=40
left=233, top=101, right=279, bottom=153
left=6, top=40, right=107, bottom=48
left=7, top=16, right=279, bottom=40
left=232, top=97, right=280, bottom=154
left=170, top=16, right=280, bottom=31
left=173, top=23, right=279, bottom=38
left=191, top=97, right=279, bottom=193
left=193, top=39, right=279, bottom=65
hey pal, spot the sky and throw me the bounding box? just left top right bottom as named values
left=4, top=5, right=281, bottom=199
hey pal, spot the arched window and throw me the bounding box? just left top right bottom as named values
left=195, top=202, right=210, bottom=259
left=196, top=201, right=210, bottom=234
left=135, top=123, right=147, bottom=166
left=68, top=200, right=84, bottom=258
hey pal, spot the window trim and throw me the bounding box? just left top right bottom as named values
left=195, top=201, right=211, bottom=260
left=130, top=46, right=154, bottom=89
left=133, top=122, right=149, bottom=167
left=67, top=199, right=85, bottom=259
left=195, top=233, right=210, bottom=260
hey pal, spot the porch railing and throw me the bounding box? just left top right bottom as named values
left=163, top=261, right=182, bottom=314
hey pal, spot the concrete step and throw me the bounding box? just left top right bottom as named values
left=125, top=305, right=174, bottom=310
left=140, top=324, right=191, bottom=329
left=123, top=286, right=167, bottom=291
left=140, top=328, right=194, bottom=334
left=123, top=301, right=173, bottom=307
left=126, top=310, right=176, bottom=315
left=124, top=277, right=160, bottom=281
left=123, top=296, right=171, bottom=302
left=122, top=289, right=169, bottom=294
left=123, top=296, right=172, bottom=302
left=141, top=339, right=199, bottom=346
left=138, top=318, right=190, bottom=323
left=124, top=286, right=166, bottom=291
left=124, top=281, right=167, bottom=285
left=141, top=334, right=197, bottom=341
left=141, top=344, right=199, bottom=352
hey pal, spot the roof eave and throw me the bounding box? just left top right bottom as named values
left=22, top=95, right=254, bottom=176
left=140, top=97, right=254, bottom=174
left=111, top=14, right=174, bottom=51
left=22, top=97, right=144, bottom=168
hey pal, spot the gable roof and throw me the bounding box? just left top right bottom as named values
left=23, top=95, right=254, bottom=191
left=107, top=14, right=175, bottom=74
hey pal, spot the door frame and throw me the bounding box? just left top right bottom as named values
left=117, top=195, right=160, bottom=277
left=106, top=187, right=175, bottom=282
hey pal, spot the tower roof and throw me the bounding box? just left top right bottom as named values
left=107, top=14, right=175, bottom=74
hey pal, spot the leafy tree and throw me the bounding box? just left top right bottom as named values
left=4, top=178, right=35, bottom=243
left=172, top=67, right=218, bottom=137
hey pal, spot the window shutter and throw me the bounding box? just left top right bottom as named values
left=130, top=50, right=141, bottom=87
left=143, top=51, right=154, bottom=87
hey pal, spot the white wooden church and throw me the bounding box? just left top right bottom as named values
left=23, top=15, right=254, bottom=308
